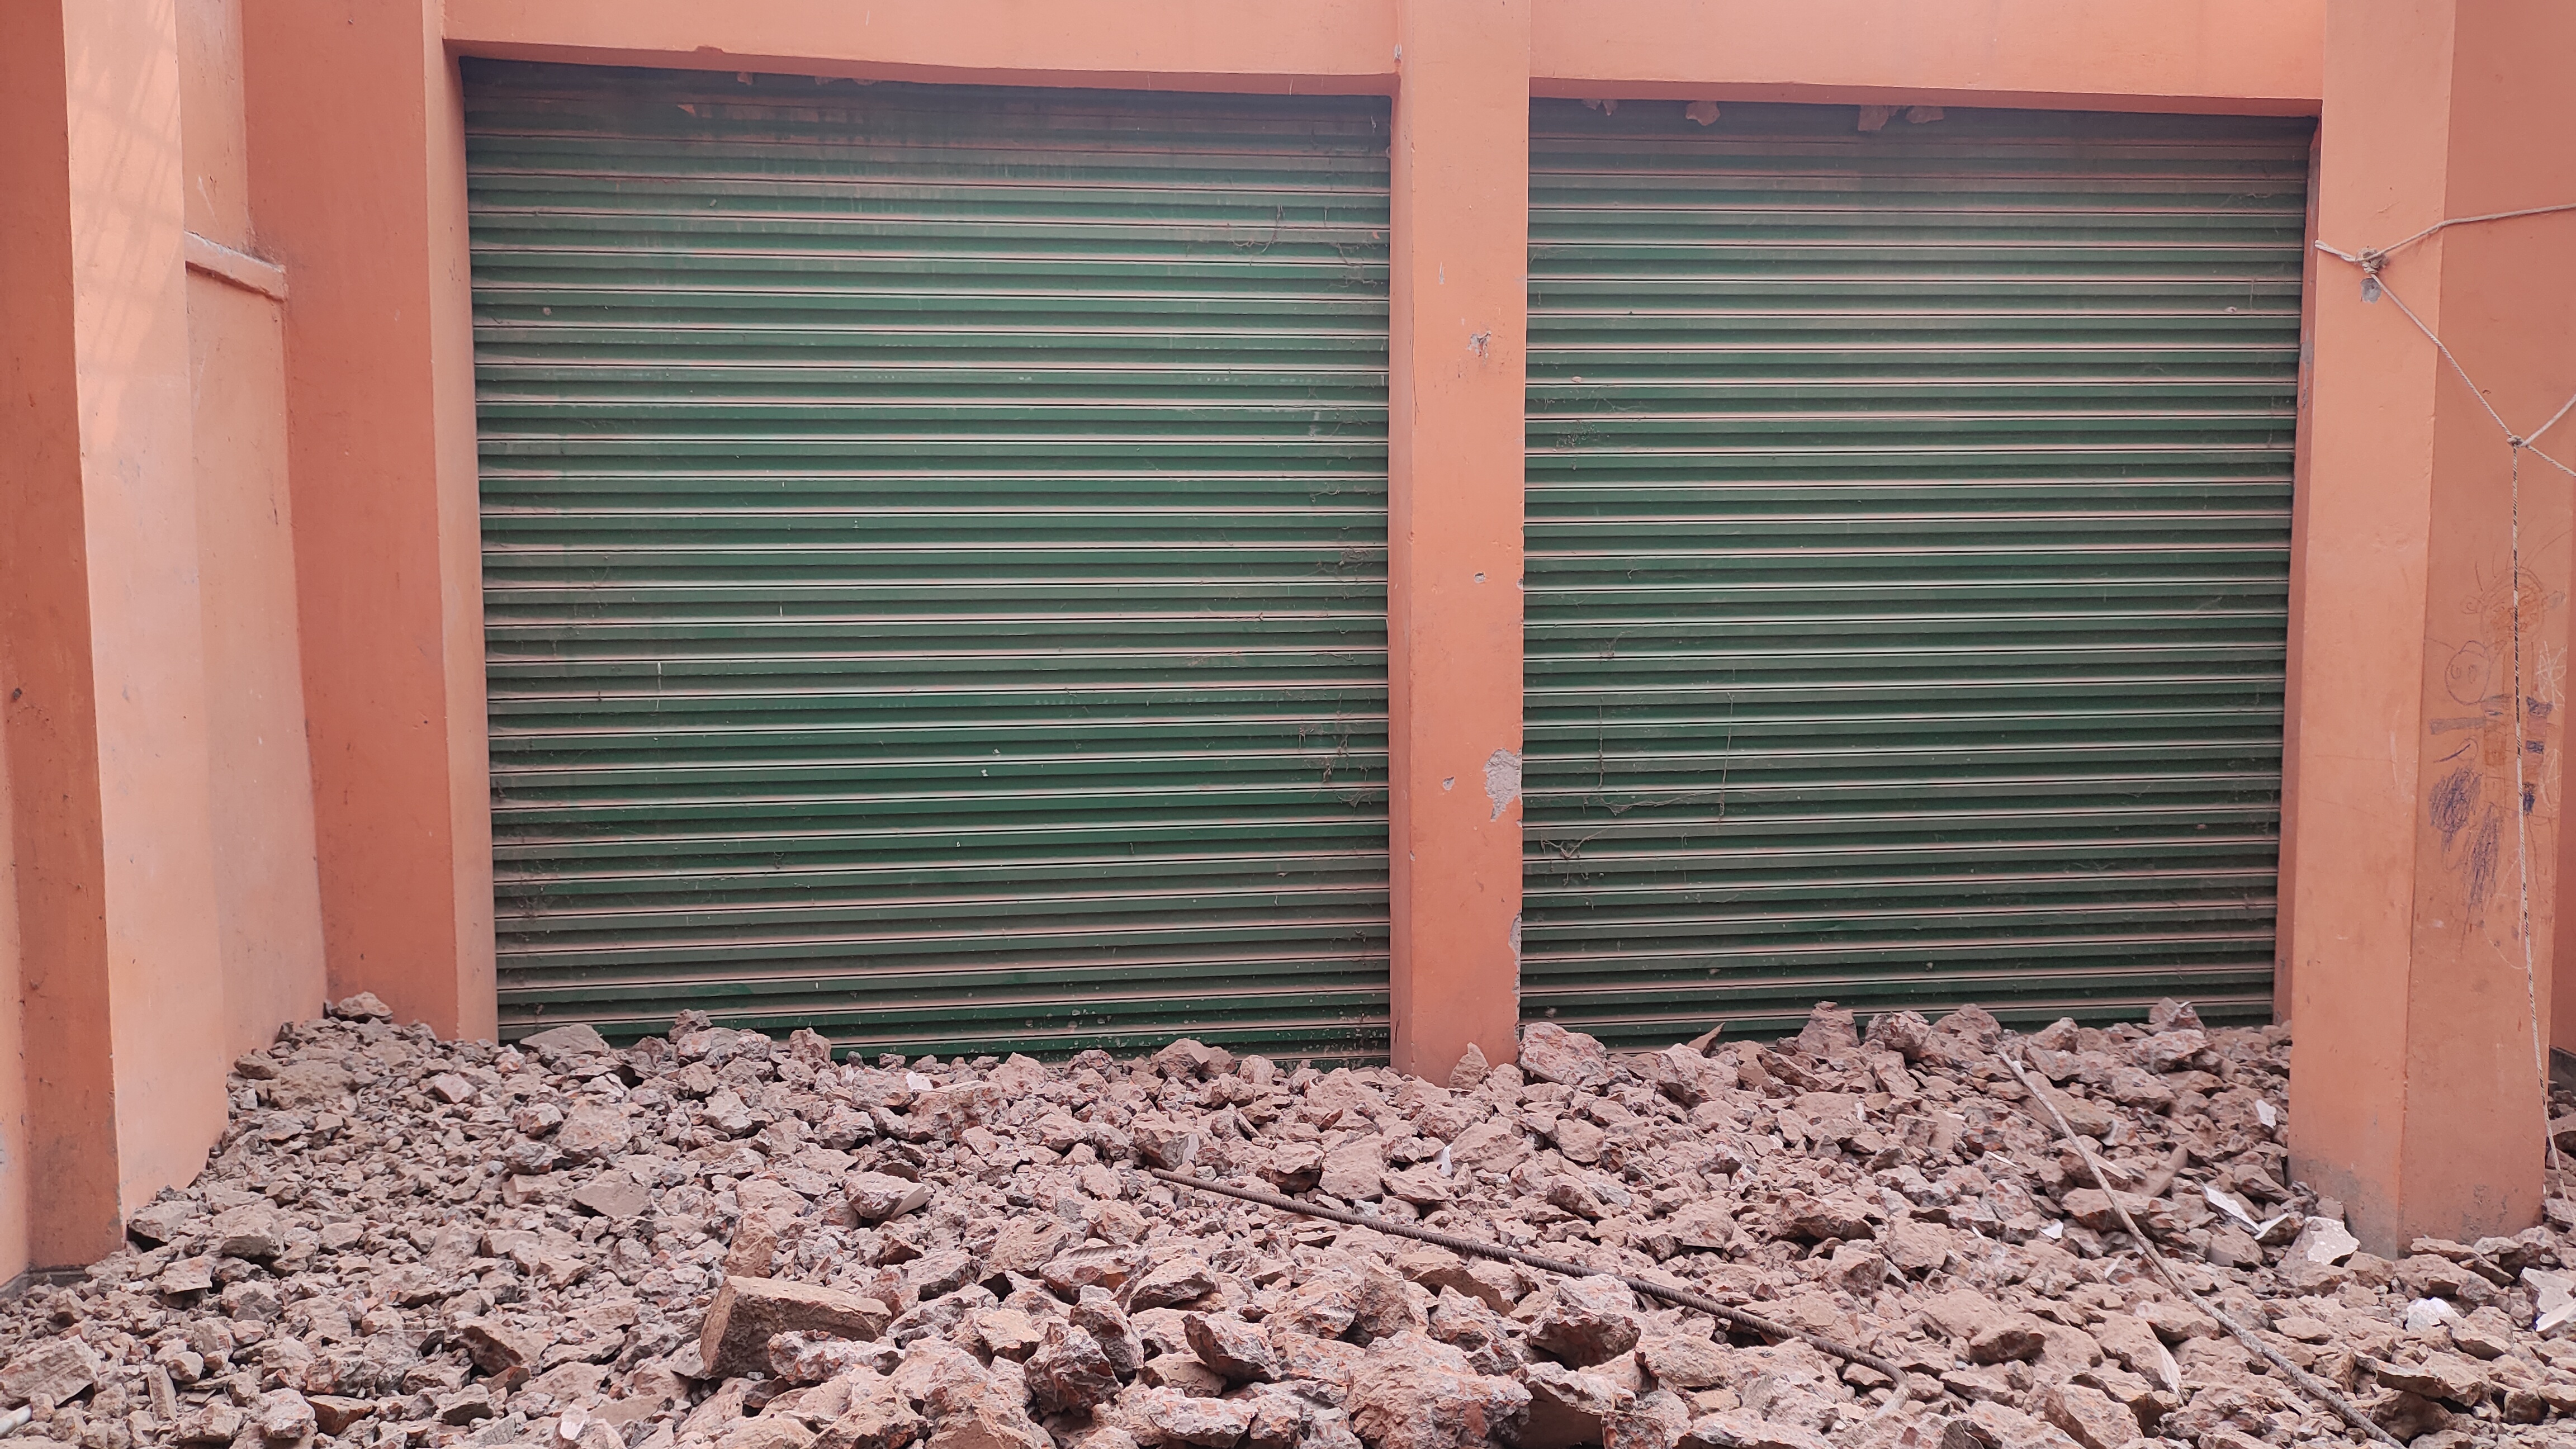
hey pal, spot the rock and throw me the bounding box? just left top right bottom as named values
left=572, top=1171, right=652, bottom=1219
left=1320, top=1139, right=1387, bottom=1201
left=1862, top=1011, right=1930, bottom=1060
left=1918, top=1291, right=2043, bottom=1365
left=1518, top=1022, right=1611, bottom=1090
left=1046, top=1243, right=1148, bottom=1297
left=127, top=1196, right=199, bottom=1246
left=257, top=1388, right=318, bottom=1442
left=1348, top=1333, right=1533, bottom=1449
left=2372, top=1390, right=2451, bottom=1441
left=817, top=1377, right=925, bottom=1449
left=175, top=1400, right=245, bottom=1443
left=1451, top=1044, right=1491, bottom=1089
left=0, top=1338, right=99, bottom=1407
left=846, top=1172, right=934, bottom=1223
left=1603, top=1390, right=1689, bottom=1449
left=307, top=1396, right=375, bottom=1435
left=555, top=1102, right=633, bottom=1163
left=1027, top=1323, right=1120, bottom=1415
left=1131, top=1114, right=1202, bottom=1170
left=1526, top=1276, right=1642, bottom=1368
left=1792, top=1002, right=1858, bottom=1059
left=2287, top=1215, right=2359, bottom=1265
left=1073, top=1287, right=1146, bottom=1375
left=436, top=1383, right=496, bottom=1424
left=1128, top=1256, right=1219, bottom=1311
left=700, top=1276, right=893, bottom=1379
left=2373, top=1352, right=2489, bottom=1404
left=1514, top=1360, right=1634, bottom=1449
left=1636, top=1336, right=1728, bottom=1392
left=2031, top=1381, right=2134, bottom=1449
left=1129, top=1386, right=1253, bottom=1447
left=328, top=991, right=393, bottom=1020
left=454, top=1317, right=546, bottom=1374
left=1677, top=1412, right=1830, bottom=1449
left=210, top=1201, right=288, bottom=1259
left=1186, top=1314, right=1278, bottom=1383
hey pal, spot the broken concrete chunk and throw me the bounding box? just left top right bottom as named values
left=699, top=1275, right=892, bottom=1380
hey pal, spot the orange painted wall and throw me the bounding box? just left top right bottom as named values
left=1530, top=0, right=2323, bottom=112
left=0, top=713, right=26, bottom=1280
left=441, top=0, right=1398, bottom=93
left=50, top=0, right=2576, bottom=1277
left=242, top=0, right=495, bottom=1041
left=0, top=0, right=121, bottom=1275
left=1386, top=0, right=1531, bottom=1077
left=2288, top=0, right=2576, bottom=1249
left=182, top=0, right=330, bottom=1058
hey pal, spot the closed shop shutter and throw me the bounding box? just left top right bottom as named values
left=464, top=63, right=1392, bottom=1057
left=1524, top=102, right=2311, bottom=1045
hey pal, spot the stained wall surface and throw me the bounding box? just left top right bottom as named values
left=21, top=0, right=2576, bottom=1279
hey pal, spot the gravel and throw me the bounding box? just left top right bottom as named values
left=4, top=994, right=2576, bottom=1449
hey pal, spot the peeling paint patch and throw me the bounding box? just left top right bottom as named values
left=1442, top=776, right=1455, bottom=792
left=1484, top=748, right=1522, bottom=821
left=1508, top=912, right=1522, bottom=973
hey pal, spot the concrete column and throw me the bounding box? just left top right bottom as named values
left=0, top=0, right=230, bottom=1267
left=243, top=0, right=495, bottom=1040
left=1386, top=0, right=1530, bottom=1079
left=2289, top=0, right=2576, bottom=1249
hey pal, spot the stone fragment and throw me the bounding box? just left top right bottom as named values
left=329, top=991, right=393, bottom=1020
left=1451, top=1043, right=1491, bottom=1089
left=1128, top=1255, right=1219, bottom=1311
left=1518, top=1022, right=1611, bottom=1090
left=454, top=1317, right=546, bottom=1374
left=257, top=1388, right=318, bottom=1442
left=700, top=1275, right=893, bottom=1379
left=1320, top=1139, right=1386, bottom=1200
left=1348, top=1333, right=1532, bottom=1449
left=1129, top=1386, right=1253, bottom=1447
left=0, top=1338, right=100, bottom=1407
left=1514, top=1360, right=1634, bottom=1449
left=1026, top=1323, right=1119, bottom=1415
left=2032, top=1381, right=2135, bottom=1449
left=1187, top=1313, right=1278, bottom=1383
left=1636, top=1336, right=1728, bottom=1392
left=846, top=1171, right=934, bottom=1223
left=211, top=1201, right=288, bottom=1259
left=556, top=1102, right=633, bottom=1163
left=573, top=1171, right=652, bottom=1219
left=816, top=1372, right=924, bottom=1449
left=1677, top=1412, right=1829, bottom=1449
left=1525, top=1276, right=1641, bottom=1368
left=1791, top=1002, right=1858, bottom=1059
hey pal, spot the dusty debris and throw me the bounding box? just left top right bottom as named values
left=7, top=1001, right=2576, bottom=1449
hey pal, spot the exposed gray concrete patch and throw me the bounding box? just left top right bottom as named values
left=1484, top=748, right=1522, bottom=821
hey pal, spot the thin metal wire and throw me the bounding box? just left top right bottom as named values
left=2508, top=442, right=2561, bottom=1178
left=1145, top=1167, right=1924, bottom=1412
left=2368, top=200, right=2576, bottom=264
left=2002, top=1055, right=2407, bottom=1448
left=2314, top=214, right=2575, bottom=1178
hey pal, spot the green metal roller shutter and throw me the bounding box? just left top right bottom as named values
left=1524, top=102, right=2310, bottom=1046
left=463, top=63, right=1392, bottom=1058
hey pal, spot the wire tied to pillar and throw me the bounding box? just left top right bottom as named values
left=2315, top=200, right=2576, bottom=1183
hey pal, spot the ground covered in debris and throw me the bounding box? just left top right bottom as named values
left=5, top=998, right=2576, bottom=1449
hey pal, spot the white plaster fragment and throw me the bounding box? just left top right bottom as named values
left=1484, top=748, right=1522, bottom=821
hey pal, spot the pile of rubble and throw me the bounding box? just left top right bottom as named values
left=4, top=995, right=2576, bottom=1449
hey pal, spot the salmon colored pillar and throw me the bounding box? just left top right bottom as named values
left=1387, top=0, right=1529, bottom=1079
left=2289, top=0, right=2576, bottom=1251
left=243, top=1, right=496, bottom=1040
left=1, top=0, right=232, bottom=1266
